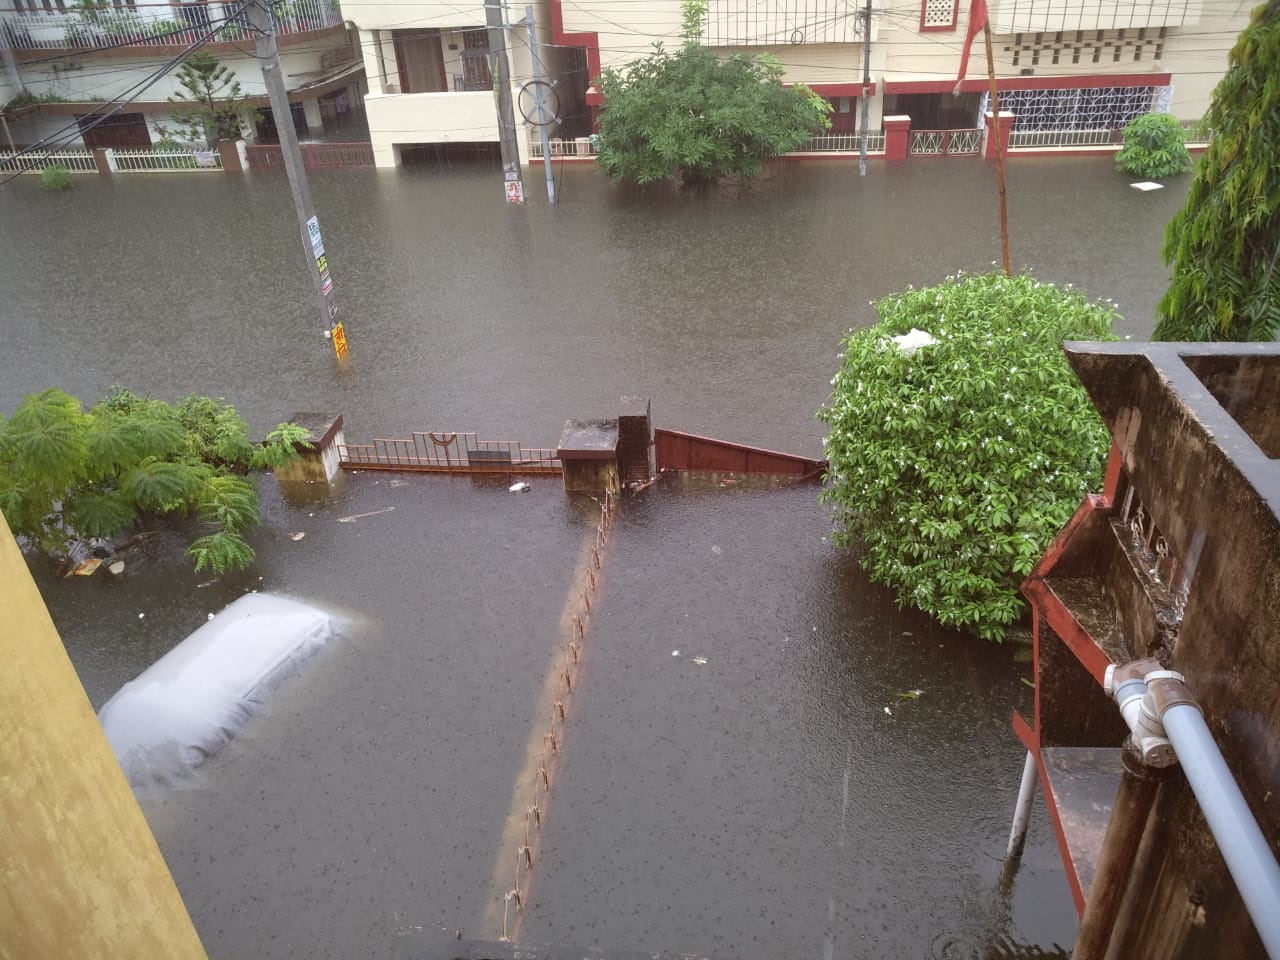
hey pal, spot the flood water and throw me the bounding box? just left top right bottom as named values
left=1, top=158, right=1192, bottom=959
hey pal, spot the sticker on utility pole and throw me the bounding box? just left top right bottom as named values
left=307, top=216, right=325, bottom=257
left=505, top=180, right=524, bottom=204
left=331, top=322, right=348, bottom=361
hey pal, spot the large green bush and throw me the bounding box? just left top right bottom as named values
left=0, top=387, right=307, bottom=574
left=1114, top=112, right=1192, bottom=179
left=818, top=273, right=1118, bottom=640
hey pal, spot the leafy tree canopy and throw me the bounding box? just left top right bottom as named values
left=0, top=388, right=308, bottom=575
left=1155, top=0, right=1280, bottom=341
left=594, top=0, right=830, bottom=183
left=1114, top=112, right=1191, bottom=179
left=165, top=52, right=257, bottom=147
left=818, top=273, right=1117, bottom=641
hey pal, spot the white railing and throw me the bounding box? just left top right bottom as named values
left=0, top=148, right=97, bottom=173
left=1008, top=128, right=1116, bottom=149
left=111, top=146, right=222, bottom=171
left=0, top=0, right=342, bottom=51
left=528, top=135, right=597, bottom=159
left=793, top=132, right=885, bottom=153
left=527, top=132, right=891, bottom=159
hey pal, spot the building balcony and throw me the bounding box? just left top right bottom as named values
left=1, top=0, right=344, bottom=55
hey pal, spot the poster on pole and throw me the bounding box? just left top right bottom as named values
left=306, top=216, right=325, bottom=258
left=505, top=180, right=524, bottom=204
left=331, top=322, right=348, bottom=361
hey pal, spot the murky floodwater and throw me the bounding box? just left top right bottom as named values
left=1, top=158, right=1191, bottom=958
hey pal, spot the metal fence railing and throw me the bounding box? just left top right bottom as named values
left=339, top=431, right=561, bottom=474
left=245, top=141, right=374, bottom=169
left=111, top=147, right=222, bottom=171
left=0, top=148, right=97, bottom=173
left=794, top=132, right=886, bottom=153
left=529, top=136, right=597, bottom=159
left=1008, top=128, right=1118, bottom=149
left=910, top=128, right=983, bottom=157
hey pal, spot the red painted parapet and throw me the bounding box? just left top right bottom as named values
left=654, top=428, right=826, bottom=478
left=985, top=110, right=1014, bottom=161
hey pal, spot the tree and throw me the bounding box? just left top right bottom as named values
left=0, top=388, right=308, bottom=575
left=166, top=52, right=257, bottom=148
left=818, top=273, right=1118, bottom=641
left=1155, top=0, right=1280, bottom=341
left=594, top=0, right=831, bottom=184
left=1114, top=112, right=1191, bottom=179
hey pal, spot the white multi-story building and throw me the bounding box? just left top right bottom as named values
left=341, top=0, right=590, bottom=167
left=0, top=0, right=365, bottom=150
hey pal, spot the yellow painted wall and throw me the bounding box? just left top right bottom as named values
left=0, top=514, right=208, bottom=960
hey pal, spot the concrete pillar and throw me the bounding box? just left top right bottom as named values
left=984, top=110, right=1014, bottom=161
left=217, top=138, right=243, bottom=172
left=272, top=413, right=346, bottom=486
left=91, top=146, right=112, bottom=175
left=558, top=419, right=621, bottom=495
left=617, top=396, right=654, bottom=485
left=0, top=513, right=209, bottom=960
left=883, top=114, right=911, bottom=161
left=301, top=97, right=323, bottom=135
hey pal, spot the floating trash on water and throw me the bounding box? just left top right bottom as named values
left=335, top=506, right=395, bottom=523
left=897, top=689, right=924, bottom=701
left=672, top=650, right=680, bottom=657
left=108, top=560, right=125, bottom=575
left=138, top=612, right=145, bottom=619
left=711, top=545, right=722, bottom=556
left=73, top=558, right=102, bottom=576
left=883, top=706, right=892, bottom=716
left=509, top=481, right=531, bottom=493
left=901, top=631, right=913, bottom=637
left=207, top=613, right=215, bottom=620
left=291, top=532, right=306, bottom=541
left=1130, top=181, right=1164, bottom=191
left=692, top=656, right=708, bottom=666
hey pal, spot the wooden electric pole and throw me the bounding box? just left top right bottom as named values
left=246, top=0, right=344, bottom=356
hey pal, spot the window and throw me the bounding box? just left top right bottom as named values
left=921, top=0, right=958, bottom=31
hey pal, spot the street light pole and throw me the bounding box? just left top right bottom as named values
left=485, top=0, right=524, bottom=202
left=858, top=0, right=872, bottom=176
left=245, top=0, right=343, bottom=354
left=525, top=4, right=556, bottom=204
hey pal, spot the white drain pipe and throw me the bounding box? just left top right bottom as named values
left=1105, top=661, right=1280, bottom=959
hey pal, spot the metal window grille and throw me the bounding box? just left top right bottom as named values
left=705, top=0, right=872, bottom=45
left=998, top=85, right=1163, bottom=132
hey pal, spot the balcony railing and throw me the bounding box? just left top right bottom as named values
left=1008, top=128, right=1117, bottom=149
left=0, top=0, right=342, bottom=51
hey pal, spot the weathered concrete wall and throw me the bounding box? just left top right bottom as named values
left=0, top=514, right=208, bottom=960
left=1065, top=342, right=1280, bottom=960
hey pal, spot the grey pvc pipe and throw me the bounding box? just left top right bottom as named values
left=1161, top=704, right=1280, bottom=959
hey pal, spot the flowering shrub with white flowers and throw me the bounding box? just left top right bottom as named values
left=817, top=271, right=1119, bottom=641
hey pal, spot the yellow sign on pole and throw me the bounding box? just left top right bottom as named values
left=332, top=322, right=349, bottom=361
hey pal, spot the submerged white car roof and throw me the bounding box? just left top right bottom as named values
left=98, top=592, right=336, bottom=789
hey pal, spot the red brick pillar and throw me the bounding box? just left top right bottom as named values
left=984, top=110, right=1014, bottom=161
left=883, top=115, right=912, bottom=162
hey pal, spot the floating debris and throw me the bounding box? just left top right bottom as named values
left=108, top=560, right=125, bottom=575
left=672, top=650, right=680, bottom=657
left=509, top=481, right=531, bottom=493
left=291, top=532, right=306, bottom=541
left=335, top=506, right=396, bottom=523
left=897, top=689, right=924, bottom=701
left=883, top=706, right=892, bottom=716
left=692, top=656, right=708, bottom=666
left=1130, top=181, right=1164, bottom=191
left=73, top=558, right=102, bottom=576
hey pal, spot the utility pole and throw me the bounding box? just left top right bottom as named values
left=245, top=0, right=344, bottom=355
left=857, top=0, right=872, bottom=176
left=525, top=4, right=555, bottom=203
left=485, top=0, right=524, bottom=202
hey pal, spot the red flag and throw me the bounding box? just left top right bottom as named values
left=956, top=0, right=988, bottom=88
